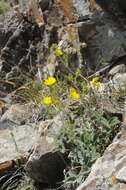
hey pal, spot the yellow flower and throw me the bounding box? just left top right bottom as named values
left=111, top=176, right=117, bottom=184
left=91, top=77, right=101, bottom=87
left=43, top=97, right=52, bottom=104
left=70, top=88, right=80, bottom=98
left=44, top=77, right=56, bottom=86
left=72, top=92, right=80, bottom=98
left=56, top=49, right=63, bottom=55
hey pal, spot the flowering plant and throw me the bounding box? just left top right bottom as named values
left=44, top=77, right=56, bottom=86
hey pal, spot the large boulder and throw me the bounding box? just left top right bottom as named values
left=0, top=103, right=39, bottom=162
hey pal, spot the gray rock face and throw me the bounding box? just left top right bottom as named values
left=0, top=103, right=39, bottom=162
left=78, top=12, right=126, bottom=71
left=0, top=123, right=38, bottom=163
left=0, top=104, right=33, bottom=125
left=76, top=128, right=126, bottom=190
left=73, top=0, right=91, bottom=18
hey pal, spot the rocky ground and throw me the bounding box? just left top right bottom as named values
left=1, top=0, right=126, bottom=190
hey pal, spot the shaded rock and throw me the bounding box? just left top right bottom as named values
left=39, top=0, right=50, bottom=12
left=0, top=18, right=43, bottom=94
left=118, top=0, right=126, bottom=11
left=94, top=0, right=126, bottom=18
left=0, top=109, right=2, bottom=119
left=78, top=15, right=126, bottom=71
left=0, top=23, right=6, bottom=50
left=1, top=23, right=42, bottom=74
left=25, top=151, right=67, bottom=186
left=76, top=127, right=126, bottom=190
left=25, top=114, right=69, bottom=187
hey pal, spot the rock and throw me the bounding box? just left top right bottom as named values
left=39, top=0, right=50, bottom=12
left=0, top=123, right=39, bottom=163
left=111, top=73, right=126, bottom=91
left=94, top=69, right=126, bottom=115
left=0, top=104, right=33, bottom=125
left=0, top=20, right=43, bottom=94
left=94, top=0, right=125, bottom=18
left=76, top=128, right=126, bottom=190
left=25, top=114, right=69, bottom=187
left=94, top=0, right=109, bottom=11
left=54, top=0, right=77, bottom=23
left=116, top=167, right=126, bottom=182
left=0, top=11, right=21, bottom=54
left=0, top=23, right=6, bottom=50
left=109, top=64, right=126, bottom=76
left=78, top=16, right=126, bottom=70
left=25, top=151, right=67, bottom=186
left=118, top=0, right=126, bottom=11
